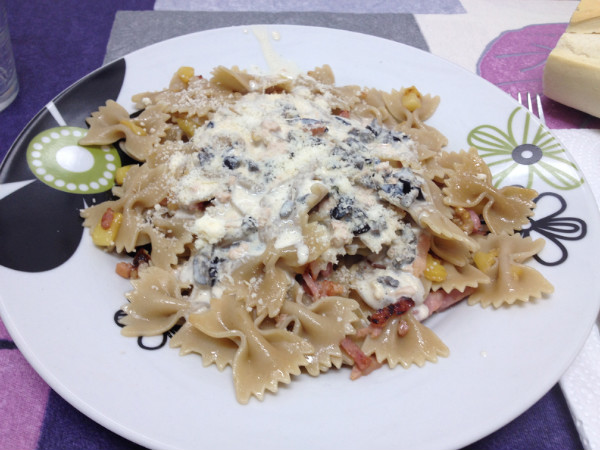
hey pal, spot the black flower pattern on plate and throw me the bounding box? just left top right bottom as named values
left=520, top=191, right=587, bottom=266
left=114, top=309, right=181, bottom=351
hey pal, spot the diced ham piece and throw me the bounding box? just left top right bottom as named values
left=101, top=208, right=115, bottom=229
left=424, top=287, right=475, bottom=315
left=340, top=338, right=372, bottom=371
left=115, top=262, right=134, bottom=279
left=350, top=360, right=382, bottom=380
left=340, top=337, right=383, bottom=380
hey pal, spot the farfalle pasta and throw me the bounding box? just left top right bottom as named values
left=79, top=101, right=170, bottom=161
left=80, top=65, right=553, bottom=403
left=361, top=312, right=450, bottom=369
left=468, top=233, right=554, bottom=307
left=441, top=148, right=539, bottom=234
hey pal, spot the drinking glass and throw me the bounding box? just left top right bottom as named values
left=0, top=0, right=18, bottom=112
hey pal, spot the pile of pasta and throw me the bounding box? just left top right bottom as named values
left=79, top=65, right=553, bottom=403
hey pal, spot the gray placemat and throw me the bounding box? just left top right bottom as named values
left=105, top=11, right=429, bottom=63
left=154, top=0, right=466, bottom=14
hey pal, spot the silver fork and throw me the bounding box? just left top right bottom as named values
left=517, top=92, right=546, bottom=125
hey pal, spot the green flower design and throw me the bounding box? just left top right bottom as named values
left=467, top=107, right=583, bottom=190
left=26, top=126, right=121, bottom=194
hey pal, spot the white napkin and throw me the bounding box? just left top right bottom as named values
left=561, top=325, right=600, bottom=450
left=554, top=128, right=600, bottom=450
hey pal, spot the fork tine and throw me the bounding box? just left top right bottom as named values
left=517, top=92, right=546, bottom=125
left=517, top=92, right=531, bottom=112
left=535, top=94, right=546, bottom=125
left=526, top=92, right=534, bottom=115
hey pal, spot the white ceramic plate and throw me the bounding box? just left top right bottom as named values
left=1, top=25, right=599, bottom=450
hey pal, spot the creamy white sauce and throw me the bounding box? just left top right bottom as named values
left=352, top=268, right=425, bottom=310
left=251, top=26, right=300, bottom=78
left=412, top=304, right=430, bottom=322
left=163, top=75, right=428, bottom=311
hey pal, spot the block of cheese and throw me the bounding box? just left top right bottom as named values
left=566, top=0, right=600, bottom=33
left=543, top=0, right=600, bottom=118
left=543, top=33, right=600, bottom=118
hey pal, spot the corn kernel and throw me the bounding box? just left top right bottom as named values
left=91, top=211, right=123, bottom=246
left=424, top=254, right=447, bottom=282
left=402, top=86, right=422, bottom=112
left=119, top=119, right=147, bottom=136
left=473, top=249, right=499, bottom=273
left=115, top=165, right=135, bottom=185
left=176, top=66, right=195, bottom=83
left=176, top=117, right=197, bottom=137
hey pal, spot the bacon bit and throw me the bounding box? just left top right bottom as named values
left=412, top=232, right=431, bottom=276
left=132, top=248, right=151, bottom=268
left=339, top=110, right=350, bottom=118
left=115, top=262, right=134, bottom=279
left=350, top=357, right=382, bottom=380
left=340, top=338, right=372, bottom=372
left=159, top=198, right=169, bottom=207
left=302, top=271, right=322, bottom=299
left=310, top=126, right=328, bottom=136
left=369, top=297, right=415, bottom=328
left=301, top=266, right=344, bottom=298
left=397, top=318, right=410, bottom=337
left=424, top=287, right=475, bottom=315
left=116, top=249, right=152, bottom=280
left=101, top=208, right=115, bottom=230
left=350, top=366, right=362, bottom=380
left=468, top=209, right=484, bottom=234
left=319, top=280, right=345, bottom=296
left=356, top=325, right=383, bottom=339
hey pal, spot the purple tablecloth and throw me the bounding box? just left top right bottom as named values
left=0, top=1, right=586, bottom=449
